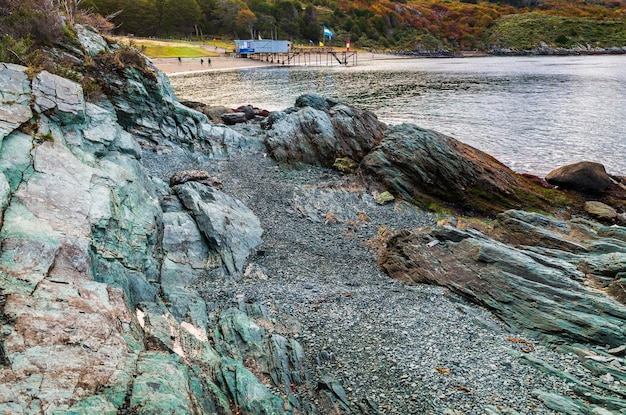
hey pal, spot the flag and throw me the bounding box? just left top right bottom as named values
left=323, top=26, right=333, bottom=38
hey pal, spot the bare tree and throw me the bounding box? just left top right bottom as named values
left=56, top=0, right=83, bottom=22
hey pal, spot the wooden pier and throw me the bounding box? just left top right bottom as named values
left=245, top=48, right=358, bottom=67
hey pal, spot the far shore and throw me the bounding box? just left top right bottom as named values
left=152, top=52, right=466, bottom=76
left=152, top=49, right=623, bottom=76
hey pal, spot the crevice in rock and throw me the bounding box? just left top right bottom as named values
left=0, top=119, right=38, bottom=232
left=0, top=289, right=9, bottom=367
left=118, top=377, right=138, bottom=415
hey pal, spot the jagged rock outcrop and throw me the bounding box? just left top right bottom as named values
left=77, top=28, right=263, bottom=160
left=361, top=123, right=564, bottom=214
left=546, top=161, right=612, bottom=193
left=0, top=60, right=302, bottom=414
left=263, top=94, right=386, bottom=167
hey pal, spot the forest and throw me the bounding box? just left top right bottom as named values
left=2, top=0, right=626, bottom=52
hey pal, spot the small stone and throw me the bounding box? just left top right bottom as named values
left=333, top=157, right=357, bottom=174
left=375, top=191, right=395, bottom=205
left=601, top=373, right=615, bottom=384
left=607, top=345, right=626, bottom=355
left=584, top=201, right=617, bottom=221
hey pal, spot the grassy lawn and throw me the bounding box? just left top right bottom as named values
left=114, top=37, right=230, bottom=58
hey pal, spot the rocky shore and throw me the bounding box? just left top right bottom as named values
left=1, top=25, right=626, bottom=415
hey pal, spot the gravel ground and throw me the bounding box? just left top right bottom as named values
left=165, top=152, right=590, bottom=415
left=140, top=133, right=593, bottom=414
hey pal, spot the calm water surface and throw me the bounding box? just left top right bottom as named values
left=170, top=55, right=626, bottom=176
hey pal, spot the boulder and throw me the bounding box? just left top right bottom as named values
left=264, top=94, right=386, bottom=167
left=172, top=181, right=263, bottom=278
left=361, top=124, right=556, bottom=215
left=546, top=161, right=611, bottom=193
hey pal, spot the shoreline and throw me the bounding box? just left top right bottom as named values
left=153, top=49, right=625, bottom=76
left=153, top=52, right=450, bottom=75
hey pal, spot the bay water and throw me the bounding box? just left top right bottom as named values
left=170, top=55, right=626, bottom=176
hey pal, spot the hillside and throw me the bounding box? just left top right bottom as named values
left=78, top=0, right=626, bottom=51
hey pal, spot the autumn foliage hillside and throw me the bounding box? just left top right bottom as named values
left=78, top=0, right=626, bottom=51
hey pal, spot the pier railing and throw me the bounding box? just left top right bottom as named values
left=244, top=48, right=357, bottom=66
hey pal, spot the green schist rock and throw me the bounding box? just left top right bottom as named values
left=0, top=31, right=314, bottom=415
left=318, top=374, right=351, bottom=409
left=130, top=352, right=217, bottom=415
left=333, top=157, right=357, bottom=174
left=0, top=64, right=33, bottom=142
left=381, top=210, right=626, bottom=346
left=53, top=395, right=117, bottom=415
left=213, top=308, right=265, bottom=359
left=100, top=357, right=138, bottom=407
left=531, top=390, right=605, bottom=415
left=361, top=124, right=557, bottom=214
left=0, top=131, right=34, bottom=192
left=268, top=334, right=306, bottom=394
left=32, top=70, right=86, bottom=126
left=219, top=357, right=292, bottom=414
left=173, top=181, right=263, bottom=278
left=375, top=191, right=395, bottom=205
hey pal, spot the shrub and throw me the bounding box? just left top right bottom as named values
left=0, top=35, right=32, bottom=64
left=0, top=0, right=64, bottom=45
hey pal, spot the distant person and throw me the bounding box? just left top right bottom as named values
left=208, top=58, right=212, bottom=66
left=177, top=57, right=181, bottom=64
left=200, top=58, right=204, bottom=65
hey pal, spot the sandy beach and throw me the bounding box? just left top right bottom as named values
left=152, top=56, right=278, bottom=76
left=152, top=53, right=407, bottom=76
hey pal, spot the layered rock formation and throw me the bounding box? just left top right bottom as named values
left=360, top=124, right=571, bottom=214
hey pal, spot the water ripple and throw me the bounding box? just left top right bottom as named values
left=171, top=55, right=626, bottom=176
